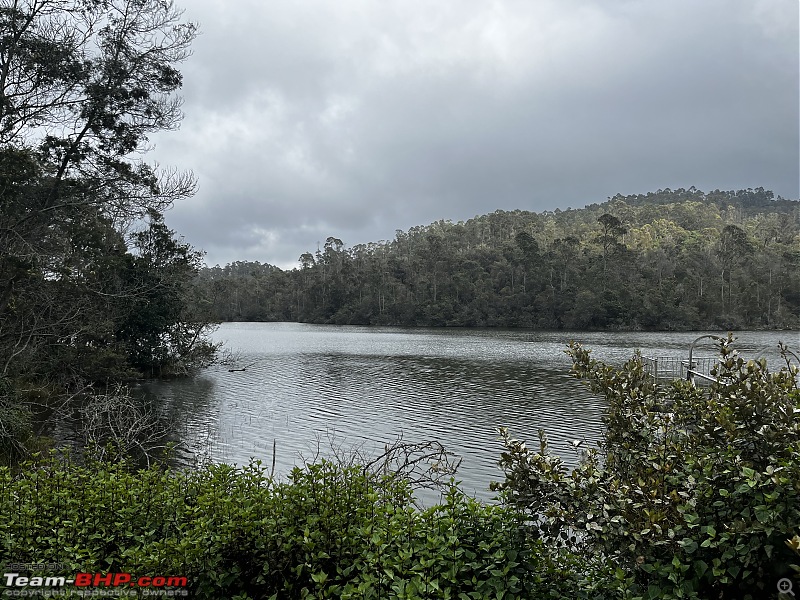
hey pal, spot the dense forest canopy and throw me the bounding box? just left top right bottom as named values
left=197, top=187, right=800, bottom=330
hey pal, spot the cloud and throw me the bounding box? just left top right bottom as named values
left=150, top=0, right=799, bottom=269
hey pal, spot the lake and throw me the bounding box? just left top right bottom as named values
left=141, top=324, right=795, bottom=502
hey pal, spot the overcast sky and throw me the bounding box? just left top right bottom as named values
left=149, top=0, right=799, bottom=270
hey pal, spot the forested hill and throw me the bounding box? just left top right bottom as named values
left=195, top=187, right=800, bottom=330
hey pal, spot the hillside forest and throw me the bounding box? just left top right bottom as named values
left=196, top=187, right=800, bottom=330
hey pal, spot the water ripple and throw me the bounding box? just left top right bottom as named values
left=143, top=324, right=790, bottom=503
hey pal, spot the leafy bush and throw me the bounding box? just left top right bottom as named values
left=789, top=532, right=800, bottom=576
left=493, top=336, right=800, bottom=599
left=0, top=454, right=606, bottom=598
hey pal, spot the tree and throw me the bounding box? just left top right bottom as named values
left=0, top=0, right=200, bottom=372
left=0, top=0, right=197, bottom=213
left=596, top=213, right=626, bottom=281
left=117, top=210, right=216, bottom=376
left=716, top=224, right=754, bottom=319
left=192, top=188, right=799, bottom=331
left=0, top=0, right=207, bottom=459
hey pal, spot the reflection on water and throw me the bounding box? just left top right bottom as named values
left=142, top=324, right=796, bottom=502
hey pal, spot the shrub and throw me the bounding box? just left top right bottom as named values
left=0, top=454, right=603, bottom=598
left=493, top=336, right=800, bottom=599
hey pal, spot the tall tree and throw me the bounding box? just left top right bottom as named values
left=596, top=213, right=627, bottom=282
left=0, top=0, right=205, bottom=384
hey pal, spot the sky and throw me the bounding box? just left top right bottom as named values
left=149, top=0, right=800, bottom=270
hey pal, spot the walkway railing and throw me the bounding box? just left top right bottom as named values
left=641, top=355, right=717, bottom=385
left=643, top=335, right=792, bottom=387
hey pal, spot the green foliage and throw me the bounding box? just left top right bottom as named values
left=494, top=337, right=800, bottom=599
left=0, top=0, right=210, bottom=380
left=117, top=210, right=219, bottom=377
left=0, top=455, right=609, bottom=598
left=0, top=378, right=32, bottom=463
left=196, top=187, right=800, bottom=329
left=0, top=1, right=216, bottom=460
left=787, top=531, right=800, bottom=576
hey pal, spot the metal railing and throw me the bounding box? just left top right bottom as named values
left=641, top=355, right=718, bottom=385
left=642, top=335, right=794, bottom=387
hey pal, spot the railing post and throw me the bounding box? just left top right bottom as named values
left=688, top=334, right=725, bottom=387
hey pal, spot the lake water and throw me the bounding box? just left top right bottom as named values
left=142, top=324, right=796, bottom=502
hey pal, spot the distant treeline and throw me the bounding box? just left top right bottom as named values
left=194, top=187, right=800, bottom=330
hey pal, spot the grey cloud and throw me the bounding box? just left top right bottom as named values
left=153, top=0, right=798, bottom=269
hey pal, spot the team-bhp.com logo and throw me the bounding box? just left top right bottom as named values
left=3, top=571, right=188, bottom=597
